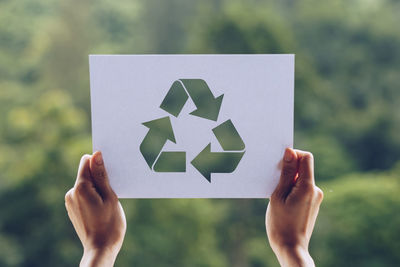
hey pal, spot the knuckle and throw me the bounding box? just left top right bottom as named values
left=302, top=152, right=314, bottom=162
left=314, top=187, right=324, bottom=201
left=65, top=189, right=73, bottom=203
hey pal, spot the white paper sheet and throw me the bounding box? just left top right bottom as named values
left=89, top=54, right=294, bottom=198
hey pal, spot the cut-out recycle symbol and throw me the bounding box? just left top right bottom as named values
left=139, top=79, right=245, bottom=182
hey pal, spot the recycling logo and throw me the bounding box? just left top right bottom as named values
left=139, top=79, right=245, bottom=182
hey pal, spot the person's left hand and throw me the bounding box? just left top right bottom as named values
left=65, top=151, right=126, bottom=267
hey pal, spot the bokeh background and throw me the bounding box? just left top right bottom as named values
left=1, top=0, right=400, bottom=266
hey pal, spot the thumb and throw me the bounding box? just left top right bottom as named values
left=89, top=151, right=115, bottom=200
left=272, top=148, right=298, bottom=200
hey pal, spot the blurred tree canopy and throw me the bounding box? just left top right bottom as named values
left=0, top=0, right=399, bottom=266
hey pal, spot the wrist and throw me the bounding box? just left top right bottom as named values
left=80, top=247, right=119, bottom=267
left=273, top=245, right=314, bottom=267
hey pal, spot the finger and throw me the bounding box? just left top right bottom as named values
left=272, top=148, right=298, bottom=200
left=89, top=151, right=115, bottom=200
left=294, top=150, right=315, bottom=186
left=74, top=154, right=92, bottom=187
left=74, top=155, right=103, bottom=204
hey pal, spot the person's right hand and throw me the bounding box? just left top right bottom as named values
left=65, top=151, right=126, bottom=267
left=266, top=148, right=323, bottom=267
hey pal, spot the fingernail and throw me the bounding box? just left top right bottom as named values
left=284, top=148, right=293, bottom=162
left=95, top=152, right=103, bottom=165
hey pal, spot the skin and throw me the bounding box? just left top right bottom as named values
left=266, top=148, right=324, bottom=267
left=66, top=148, right=322, bottom=266
left=65, top=151, right=126, bottom=267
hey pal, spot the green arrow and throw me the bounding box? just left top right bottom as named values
left=160, top=79, right=224, bottom=121
left=159, top=80, right=189, bottom=117
left=153, top=151, right=186, bottom=172
left=140, top=116, right=176, bottom=169
left=212, top=119, right=245, bottom=151
left=180, top=79, right=224, bottom=121
left=191, top=143, right=245, bottom=182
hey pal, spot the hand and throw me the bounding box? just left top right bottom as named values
left=266, top=148, right=323, bottom=267
left=65, top=151, right=126, bottom=267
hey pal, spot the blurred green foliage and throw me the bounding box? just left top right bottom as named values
left=313, top=170, right=400, bottom=267
left=0, top=0, right=399, bottom=266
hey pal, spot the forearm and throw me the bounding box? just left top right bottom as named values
left=80, top=247, right=118, bottom=267
left=273, top=245, right=315, bottom=267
